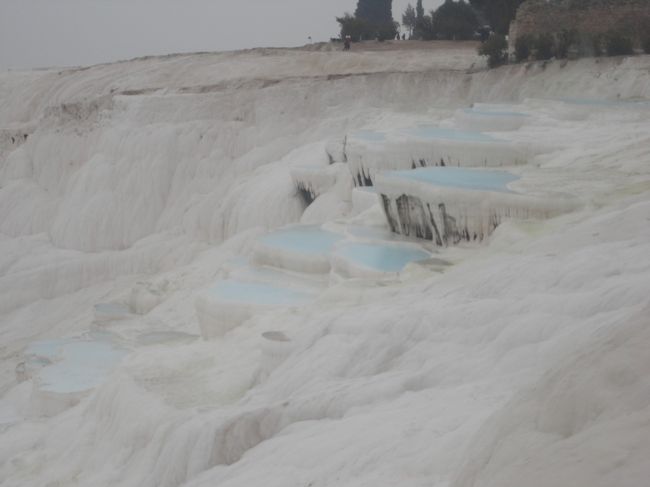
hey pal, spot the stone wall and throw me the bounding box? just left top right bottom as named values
left=510, top=0, right=650, bottom=50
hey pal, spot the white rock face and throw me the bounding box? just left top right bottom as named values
left=1, top=44, right=650, bottom=487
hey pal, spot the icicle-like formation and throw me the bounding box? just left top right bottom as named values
left=346, top=129, right=530, bottom=187
left=0, top=127, right=34, bottom=155
left=376, top=168, right=576, bottom=246
left=324, top=136, right=348, bottom=164
left=289, top=165, right=339, bottom=203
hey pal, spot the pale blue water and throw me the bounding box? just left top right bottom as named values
left=231, top=265, right=321, bottom=291
left=404, top=126, right=496, bottom=142
left=210, top=280, right=313, bottom=306
left=259, top=226, right=344, bottom=256
left=336, top=242, right=430, bottom=272
left=31, top=339, right=127, bottom=394
left=387, top=167, right=518, bottom=193
left=463, top=108, right=528, bottom=117
left=559, top=97, right=650, bottom=108
left=26, top=339, right=71, bottom=361
left=352, top=130, right=386, bottom=142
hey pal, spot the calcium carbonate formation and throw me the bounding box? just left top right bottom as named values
left=1, top=45, right=649, bottom=487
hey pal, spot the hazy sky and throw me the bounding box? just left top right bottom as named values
left=0, top=0, right=445, bottom=69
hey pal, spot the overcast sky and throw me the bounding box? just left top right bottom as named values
left=0, top=0, right=445, bottom=69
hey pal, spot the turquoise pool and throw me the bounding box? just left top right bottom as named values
left=386, top=167, right=519, bottom=193
left=335, top=242, right=430, bottom=273
left=209, top=280, right=313, bottom=306
left=259, top=226, right=344, bottom=256
left=28, top=339, right=127, bottom=394
left=403, top=126, right=496, bottom=142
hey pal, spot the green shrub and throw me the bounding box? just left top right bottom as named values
left=432, top=0, right=479, bottom=41
left=555, top=30, right=577, bottom=59
left=591, top=34, right=604, bottom=57
left=336, top=14, right=367, bottom=42
left=478, top=34, right=508, bottom=68
left=606, top=32, right=634, bottom=56
left=336, top=13, right=397, bottom=42
left=604, top=31, right=634, bottom=56
left=514, top=34, right=534, bottom=62
left=535, top=34, right=554, bottom=60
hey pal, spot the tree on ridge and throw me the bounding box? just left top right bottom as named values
left=338, top=0, right=398, bottom=41
left=402, top=3, right=417, bottom=38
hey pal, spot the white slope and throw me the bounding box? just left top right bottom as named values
left=0, top=44, right=649, bottom=487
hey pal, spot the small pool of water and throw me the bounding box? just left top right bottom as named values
left=262, top=331, right=291, bottom=342
left=386, top=167, right=519, bottom=193
left=28, top=339, right=127, bottom=394
left=25, top=339, right=69, bottom=361
left=462, top=108, right=527, bottom=118
left=403, top=126, right=496, bottom=142
left=335, top=242, right=430, bottom=273
left=558, top=97, right=650, bottom=108
left=259, top=225, right=344, bottom=256
left=209, top=280, right=313, bottom=306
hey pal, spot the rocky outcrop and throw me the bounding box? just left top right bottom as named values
left=510, top=0, right=650, bottom=50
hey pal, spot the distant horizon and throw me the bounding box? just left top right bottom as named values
left=0, top=0, right=443, bottom=70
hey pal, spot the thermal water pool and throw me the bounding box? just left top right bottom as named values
left=403, top=126, right=496, bottom=142
left=26, top=338, right=127, bottom=394
left=461, top=108, right=528, bottom=118
left=207, top=280, right=314, bottom=306
left=258, top=225, right=344, bottom=256
left=385, top=167, right=519, bottom=193
left=333, top=242, right=431, bottom=273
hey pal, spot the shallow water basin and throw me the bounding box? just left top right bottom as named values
left=334, top=242, right=430, bottom=273
left=462, top=108, right=528, bottom=118
left=208, top=279, right=314, bottom=306
left=28, top=338, right=127, bottom=394
left=403, top=126, right=496, bottom=142
left=258, top=225, right=344, bottom=256
left=386, top=167, right=519, bottom=193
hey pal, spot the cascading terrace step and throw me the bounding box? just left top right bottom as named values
left=375, top=166, right=576, bottom=246
left=195, top=223, right=438, bottom=339
left=345, top=125, right=530, bottom=187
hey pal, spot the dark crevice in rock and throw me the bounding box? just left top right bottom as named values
left=296, top=183, right=315, bottom=208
